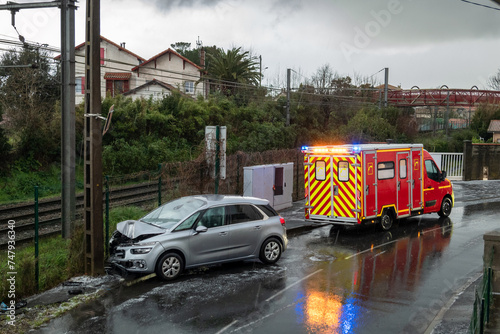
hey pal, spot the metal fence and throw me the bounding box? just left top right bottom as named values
left=469, top=247, right=494, bottom=334
left=430, top=152, right=463, bottom=181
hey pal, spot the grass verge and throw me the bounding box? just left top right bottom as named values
left=0, top=205, right=148, bottom=303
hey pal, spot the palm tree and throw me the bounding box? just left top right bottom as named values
left=204, top=47, right=261, bottom=96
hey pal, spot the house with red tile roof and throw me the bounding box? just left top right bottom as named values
left=129, top=48, right=204, bottom=100
left=488, top=120, right=500, bottom=143
left=65, top=36, right=205, bottom=104
left=70, top=36, right=145, bottom=104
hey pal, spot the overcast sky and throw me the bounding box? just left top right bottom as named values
left=1, top=0, right=500, bottom=90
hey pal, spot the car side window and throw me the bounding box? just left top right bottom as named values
left=173, top=212, right=201, bottom=232
left=228, top=205, right=263, bottom=224
left=257, top=204, right=278, bottom=218
left=198, top=207, right=226, bottom=228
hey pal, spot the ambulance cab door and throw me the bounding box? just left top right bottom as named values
left=308, top=155, right=333, bottom=218
left=364, top=151, right=377, bottom=219
left=397, top=152, right=410, bottom=217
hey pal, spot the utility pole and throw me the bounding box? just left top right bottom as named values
left=286, top=68, right=291, bottom=126
left=0, top=0, right=77, bottom=239
left=384, top=67, right=389, bottom=108
left=83, top=0, right=104, bottom=276
left=61, top=0, right=76, bottom=238
left=259, top=55, right=262, bottom=87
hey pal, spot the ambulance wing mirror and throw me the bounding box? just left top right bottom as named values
left=440, top=170, right=447, bottom=182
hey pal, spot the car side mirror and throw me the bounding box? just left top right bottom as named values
left=195, top=225, right=208, bottom=234
left=440, top=170, right=447, bottom=182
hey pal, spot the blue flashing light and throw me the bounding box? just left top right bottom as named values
left=353, top=145, right=361, bottom=153
left=301, top=146, right=308, bottom=151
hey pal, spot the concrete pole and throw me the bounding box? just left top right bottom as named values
left=286, top=68, right=291, bottom=126
left=384, top=67, right=389, bottom=108
left=60, top=0, right=76, bottom=238
left=83, top=0, right=104, bottom=276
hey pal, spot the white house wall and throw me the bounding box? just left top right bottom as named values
left=74, top=39, right=144, bottom=104
left=126, top=84, right=172, bottom=100
left=135, top=53, right=203, bottom=97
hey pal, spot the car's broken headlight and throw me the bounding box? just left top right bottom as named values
left=130, top=241, right=158, bottom=254
left=130, top=247, right=153, bottom=254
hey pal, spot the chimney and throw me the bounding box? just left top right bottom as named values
left=120, top=42, right=126, bottom=48
left=200, top=48, right=205, bottom=67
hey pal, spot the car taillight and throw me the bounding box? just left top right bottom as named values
left=280, top=216, right=286, bottom=226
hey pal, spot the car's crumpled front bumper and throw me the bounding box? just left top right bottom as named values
left=108, top=237, right=164, bottom=274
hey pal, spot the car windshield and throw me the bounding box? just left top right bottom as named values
left=141, top=197, right=206, bottom=229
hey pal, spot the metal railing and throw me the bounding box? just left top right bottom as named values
left=430, top=152, right=463, bottom=181
left=470, top=247, right=494, bottom=334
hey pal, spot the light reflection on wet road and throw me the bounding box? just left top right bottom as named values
left=36, top=181, right=500, bottom=334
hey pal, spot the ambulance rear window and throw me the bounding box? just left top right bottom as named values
left=378, top=161, right=395, bottom=180
left=315, top=161, right=326, bottom=181
left=338, top=161, right=349, bottom=182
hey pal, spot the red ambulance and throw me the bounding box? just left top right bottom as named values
left=302, top=143, right=454, bottom=230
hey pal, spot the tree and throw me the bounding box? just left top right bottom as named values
left=170, top=42, right=200, bottom=65
left=470, top=104, right=500, bottom=140
left=488, top=68, right=500, bottom=91
left=205, top=47, right=261, bottom=97
left=0, top=104, right=11, bottom=173
left=0, top=46, right=60, bottom=165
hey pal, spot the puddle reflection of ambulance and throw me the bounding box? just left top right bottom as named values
left=302, top=143, right=454, bottom=230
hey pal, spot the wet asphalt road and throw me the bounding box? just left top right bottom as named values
left=36, top=180, right=500, bottom=334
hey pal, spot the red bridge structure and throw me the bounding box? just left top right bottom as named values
left=380, top=86, right=500, bottom=107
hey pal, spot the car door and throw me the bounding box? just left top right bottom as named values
left=188, top=206, right=229, bottom=265
left=226, top=204, right=263, bottom=259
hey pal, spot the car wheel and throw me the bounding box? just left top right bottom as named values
left=156, top=253, right=184, bottom=281
left=259, top=238, right=282, bottom=264
left=380, top=211, right=393, bottom=231
left=438, top=197, right=452, bottom=217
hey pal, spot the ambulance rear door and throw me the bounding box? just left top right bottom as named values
left=306, top=153, right=359, bottom=222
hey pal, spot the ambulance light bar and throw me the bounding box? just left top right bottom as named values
left=301, top=145, right=361, bottom=154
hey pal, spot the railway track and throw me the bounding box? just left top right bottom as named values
left=0, top=181, right=161, bottom=248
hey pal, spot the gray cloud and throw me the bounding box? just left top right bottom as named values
left=332, top=0, right=500, bottom=48
left=144, top=0, right=227, bottom=11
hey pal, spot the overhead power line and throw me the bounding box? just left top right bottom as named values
left=458, top=0, right=500, bottom=10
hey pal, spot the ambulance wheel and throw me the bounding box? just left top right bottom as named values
left=380, top=211, right=393, bottom=231
left=438, top=197, right=452, bottom=217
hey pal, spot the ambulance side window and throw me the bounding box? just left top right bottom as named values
left=425, top=159, right=439, bottom=182
left=378, top=161, right=394, bottom=180
left=399, top=159, right=407, bottom=179
left=338, top=161, right=349, bottom=182
left=315, top=161, right=326, bottom=181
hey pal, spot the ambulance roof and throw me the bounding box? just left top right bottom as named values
left=301, top=143, right=424, bottom=154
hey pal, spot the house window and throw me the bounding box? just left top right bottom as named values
left=106, top=79, right=129, bottom=97
left=185, top=81, right=194, bottom=94
left=75, top=76, right=85, bottom=94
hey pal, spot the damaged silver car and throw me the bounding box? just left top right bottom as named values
left=108, top=195, right=288, bottom=280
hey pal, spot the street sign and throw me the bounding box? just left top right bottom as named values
left=205, top=126, right=226, bottom=180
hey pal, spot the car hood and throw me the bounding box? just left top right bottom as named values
left=116, top=220, right=165, bottom=239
